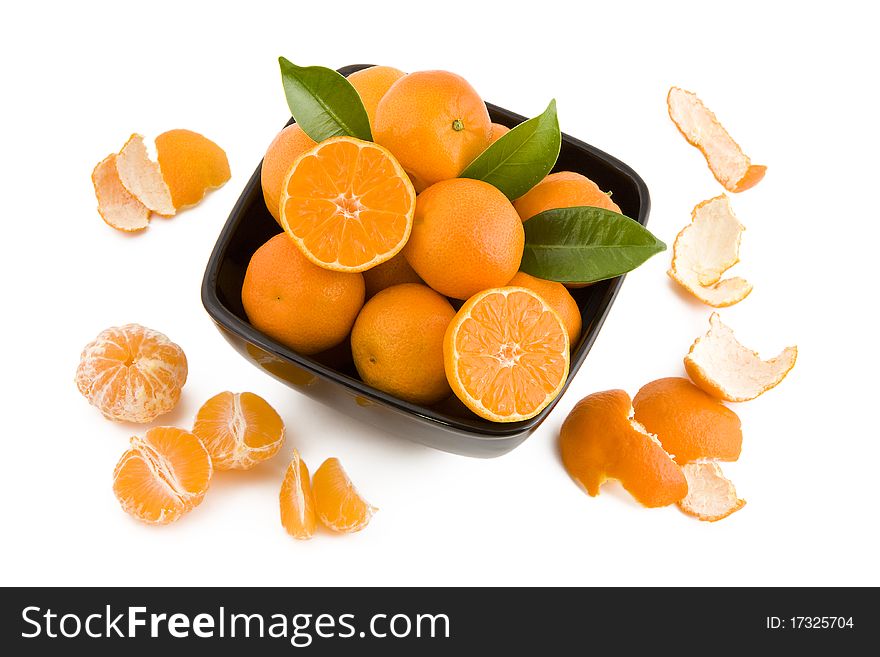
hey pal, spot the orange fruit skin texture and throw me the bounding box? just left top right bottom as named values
left=559, top=390, right=688, bottom=508
left=404, top=178, right=524, bottom=300
left=192, top=391, right=285, bottom=470
left=241, top=233, right=365, bottom=355
left=374, top=70, right=492, bottom=191
left=112, top=427, right=212, bottom=525
left=444, top=287, right=570, bottom=422
left=488, top=122, right=510, bottom=145
left=75, top=324, right=188, bottom=423
left=312, top=458, right=375, bottom=533
left=362, top=252, right=422, bottom=299
left=513, top=171, right=621, bottom=221
left=261, top=124, right=317, bottom=224
left=632, top=377, right=742, bottom=465
left=507, top=271, right=582, bottom=346
left=347, top=66, right=406, bottom=129
left=155, top=129, right=230, bottom=210
left=351, top=283, right=456, bottom=406
left=281, top=136, right=416, bottom=272
left=279, top=449, right=317, bottom=540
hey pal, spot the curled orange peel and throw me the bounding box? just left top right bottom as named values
left=115, top=133, right=176, bottom=216
left=667, top=87, right=766, bottom=193
left=91, top=154, right=150, bottom=232
left=559, top=390, right=688, bottom=508
left=678, top=462, right=745, bottom=522
left=685, top=313, right=797, bottom=402
left=669, top=195, right=752, bottom=307
left=633, top=377, right=742, bottom=465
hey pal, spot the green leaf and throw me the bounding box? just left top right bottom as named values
left=278, top=57, right=372, bottom=142
left=460, top=99, right=561, bottom=200
left=521, top=206, right=666, bottom=283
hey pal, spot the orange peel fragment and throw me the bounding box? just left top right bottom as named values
left=678, top=462, right=745, bottom=522
left=633, top=377, right=742, bottom=465
left=669, top=195, right=752, bottom=307
left=559, top=390, right=688, bottom=508
left=115, top=134, right=176, bottom=216
left=667, top=87, right=766, bottom=193
left=685, top=313, right=797, bottom=402
left=155, top=129, right=230, bottom=210
left=92, top=154, right=150, bottom=232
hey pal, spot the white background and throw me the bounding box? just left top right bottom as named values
left=2, top=0, right=877, bottom=587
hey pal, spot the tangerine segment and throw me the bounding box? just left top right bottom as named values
left=685, top=313, right=797, bottom=402
left=279, top=449, right=316, bottom=540
left=444, top=287, right=570, bottom=422
left=92, top=154, right=150, bottom=232
left=192, top=392, right=284, bottom=470
left=280, top=136, right=416, bottom=273
left=667, top=87, right=766, bottom=193
left=560, top=390, right=688, bottom=508
left=75, top=324, right=188, bottom=423
left=116, top=134, right=176, bottom=216
left=312, top=458, right=375, bottom=533
left=155, top=129, right=230, bottom=210
left=112, top=427, right=213, bottom=525
left=678, top=462, right=745, bottom=522
left=632, top=377, right=742, bottom=465
left=668, top=195, right=752, bottom=307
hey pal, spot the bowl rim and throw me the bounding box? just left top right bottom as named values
left=201, top=64, right=651, bottom=441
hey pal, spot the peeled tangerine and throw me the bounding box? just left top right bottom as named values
left=113, top=427, right=213, bottom=525
left=669, top=195, right=751, bottom=307
left=192, top=392, right=284, bottom=470
left=678, top=462, right=745, bottom=522
left=667, top=87, right=766, bottom=193
left=75, top=324, right=188, bottom=423
left=685, top=313, right=797, bottom=402
left=279, top=450, right=317, bottom=540
left=559, top=390, right=688, bottom=508
left=312, top=458, right=376, bottom=533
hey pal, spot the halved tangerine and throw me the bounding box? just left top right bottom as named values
left=444, top=287, right=569, bottom=422
left=192, top=392, right=284, bottom=470
left=280, top=136, right=416, bottom=273
left=112, top=426, right=212, bottom=525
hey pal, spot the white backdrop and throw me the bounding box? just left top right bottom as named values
left=2, top=0, right=877, bottom=586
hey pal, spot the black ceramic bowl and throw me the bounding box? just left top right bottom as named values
left=202, top=64, right=650, bottom=458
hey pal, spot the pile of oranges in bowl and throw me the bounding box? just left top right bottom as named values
left=245, top=63, right=653, bottom=424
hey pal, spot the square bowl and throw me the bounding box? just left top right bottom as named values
left=201, top=64, right=650, bottom=458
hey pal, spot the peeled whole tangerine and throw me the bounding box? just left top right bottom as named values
left=685, top=313, right=797, bottom=402
left=668, top=195, right=752, bottom=307
left=559, top=390, right=688, bottom=508
left=667, top=87, right=766, bottom=193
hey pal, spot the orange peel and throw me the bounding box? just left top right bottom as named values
left=92, top=154, right=150, bottom=232
left=559, top=390, right=688, bottom=508
left=667, top=87, right=766, bottom=193
left=678, top=462, right=745, bottom=522
left=685, top=313, right=797, bottom=402
left=155, top=129, right=230, bottom=210
left=115, top=134, right=176, bottom=216
left=633, top=377, right=742, bottom=465
left=668, top=195, right=752, bottom=307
